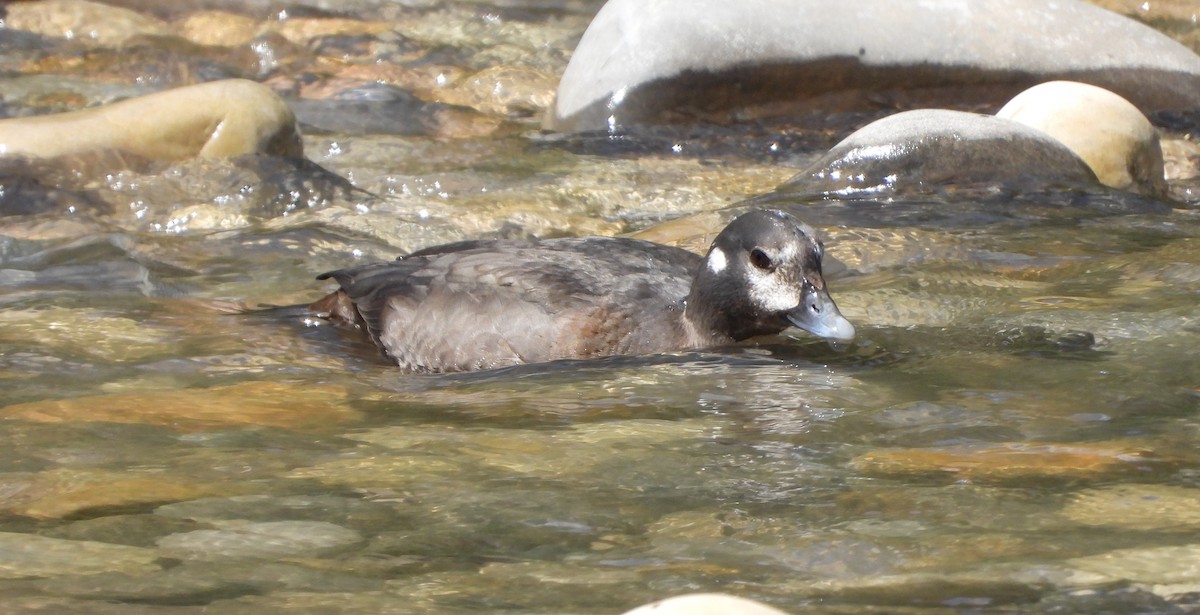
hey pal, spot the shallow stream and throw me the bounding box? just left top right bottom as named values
left=1, top=1, right=1199, bottom=613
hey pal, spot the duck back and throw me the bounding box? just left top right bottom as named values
left=313, top=237, right=701, bottom=372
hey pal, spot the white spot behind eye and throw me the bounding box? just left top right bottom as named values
left=707, top=247, right=728, bottom=273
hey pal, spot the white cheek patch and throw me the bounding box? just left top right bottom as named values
left=748, top=270, right=801, bottom=312
left=707, top=247, right=728, bottom=274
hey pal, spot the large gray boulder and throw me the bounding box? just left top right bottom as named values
left=779, top=109, right=1099, bottom=197
left=783, top=81, right=1168, bottom=198
left=547, top=0, right=1200, bottom=132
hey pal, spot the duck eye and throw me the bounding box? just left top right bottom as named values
left=749, top=247, right=774, bottom=271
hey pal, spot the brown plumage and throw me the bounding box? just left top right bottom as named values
left=310, top=209, right=854, bottom=373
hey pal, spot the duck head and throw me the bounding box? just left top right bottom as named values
left=686, top=209, right=855, bottom=343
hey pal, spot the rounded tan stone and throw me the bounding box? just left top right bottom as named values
left=4, top=0, right=170, bottom=46
left=997, top=81, right=1166, bottom=195
left=0, top=468, right=229, bottom=520
left=274, top=17, right=394, bottom=46
left=436, top=65, right=558, bottom=117
left=0, top=79, right=301, bottom=162
left=176, top=11, right=262, bottom=48
left=850, top=442, right=1154, bottom=481
left=0, top=381, right=360, bottom=432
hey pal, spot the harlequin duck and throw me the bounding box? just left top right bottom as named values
left=310, top=209, right=854, bottom=373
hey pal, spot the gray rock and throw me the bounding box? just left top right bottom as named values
left=547, top=0, right=1200, bottom=132
left=33, top=561, right=384, bottom=603
left=778, top=109, right=1097, bottom=197
left=156, top=521, right=364, bottom=561
left=155, top=494, right=405, bottom=534
left=0, top=532, right=158, bottom=579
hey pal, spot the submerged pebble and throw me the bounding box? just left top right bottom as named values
left=0, top=381, right=362, bottom=432
left=0, top=468, right=227, bottom=520
left=1061, top=484, right=1200, bottom=530
left=0, top=532, right=159, bottom=578
left=156, top=520, right=364, bottom=561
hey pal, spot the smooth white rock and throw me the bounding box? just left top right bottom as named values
left=549, top=0, right=1200, bottom=131
left=621, top=593, right=792, bottom=615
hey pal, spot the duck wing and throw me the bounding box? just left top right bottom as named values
left=313, top=238, right=701, bottom=372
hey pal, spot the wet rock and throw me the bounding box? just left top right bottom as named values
left=0, top=596, right=177, bottom=614
left=1060, top=484, right=1200, bottom=531
left=1069, top=544, right=1200, bottom=585
left=0, top=381, right=362, bottom=432
left=869, top=401, right=1025, bottom=447
left=436, top=64, right=558, bottom=118
left=1163, top=138, right=1200, bottom=182
left=345, top=419, right=716, bottom=480
left=175, top=11, right=262, bottom=48
left=101, top=153, right=365, bottom=229
left=0, top=468, right=227, bottom=520
left=156, top=520, right=364, bottom=561
left=0, top=306, right=174, bottom=363
left=273, top=17, right=394, bottom=47
left=547, top=0, right=1200, bottom=132
left=992, top=326, right=1098, bottom=356
left=0, top=158, right=110, bottom=217
left=622, top=593, right=791, bottom=615
left=155, top=494, right=404, bottom=534
left=794, top=568, right=1049, bottom=609
left=32, top=567, right=258, bottom=605
left=849, top=442, right=1155, bottom=482
left=1031, top=584, right=1191, bottom=615
left=41, top=514, right=207, bottom=548
left=196, top=590, right=418, bottom=614
left=4, top=0, right=170, bottom=47
left=997, top=81, right=1166, bottom=195
left=778, top=110, right=1098, bottom=198
left=629, top=83, right=1169, bottom=275
left=34, top=560, right=382, bottom=604
left=644, top=510, right=908, bottom=579
left=0, top=75, right=153, bottom=113
left=290, top=82, right=497, bottom=137
left=1161, top=137, right=1200, bottom=203
left=16, top=35, right=266, bottom=88
left=415, top=560, right=648, bottom=611
left=779, top=80, right=1170, bottom=199
left=0, top=532, right=159, bottom=578
left=0, top=79, right=301, bottom=162
left=289, top=417, right=733, bottom=542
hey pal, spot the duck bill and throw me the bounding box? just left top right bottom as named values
left=786, top=288, right=856, bottom=341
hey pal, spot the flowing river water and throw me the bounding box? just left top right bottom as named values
left=0, top=1, right=1198, bottom=613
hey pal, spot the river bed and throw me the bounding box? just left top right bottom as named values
left=1, top=1, right=1199, bottom=614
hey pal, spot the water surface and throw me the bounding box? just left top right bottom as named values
left=1, top=2, right=1199, bottom=614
